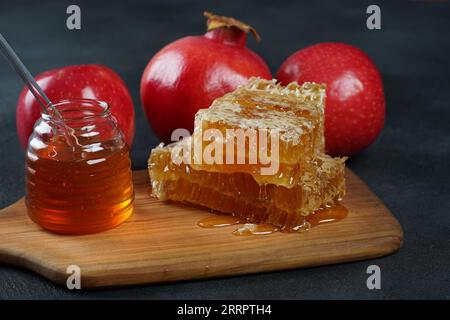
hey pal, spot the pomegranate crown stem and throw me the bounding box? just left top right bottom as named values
left=204, top=11, right=261, bottom=42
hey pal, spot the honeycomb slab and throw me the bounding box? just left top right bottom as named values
left=148, top=78, right=346, bottom=229
left=149, top=139, right=345, bottom=227
left=190, top=78, right=326, bottom=187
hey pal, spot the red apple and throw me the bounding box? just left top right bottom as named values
left=16, top=64, right=135, bottom=148
left=276, top=43, right=385, bottom=156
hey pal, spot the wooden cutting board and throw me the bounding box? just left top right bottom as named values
left=0, top=169, right=403, bottom=289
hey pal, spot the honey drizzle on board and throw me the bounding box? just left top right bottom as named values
left=197, top=215, right=242, bottom=228
left=197, top=204, right=348, bottom=236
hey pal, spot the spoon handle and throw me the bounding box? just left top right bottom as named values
left=0, top=33, right=53, bottom=114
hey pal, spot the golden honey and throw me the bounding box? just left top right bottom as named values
left=197, top=204, right=348, bottom=235
left=25, top=99, right=134, bottom=234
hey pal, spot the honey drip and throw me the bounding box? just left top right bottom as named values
left=232, top=223, right=279, bottom=236
left=197, top=214, right=242, bottom=228
left=197, top=204, right=348, bottom=236
left=300, top=204, right=348, bottom=228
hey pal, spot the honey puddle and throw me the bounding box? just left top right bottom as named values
left=197, top=215, right=242, bottom=228
left=232, top=223, right=279, bottom=236
left=197, top=204, right=348, bottom=236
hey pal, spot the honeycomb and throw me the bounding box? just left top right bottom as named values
left=149, top=138, right=345, bottom=227
left=148, top=78, right=346, bottom=229
left=190, top=78, right=326, bottom=187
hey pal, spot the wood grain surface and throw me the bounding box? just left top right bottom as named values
left=0, top=169, right=403, bottom=289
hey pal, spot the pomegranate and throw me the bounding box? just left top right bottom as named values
left=140, top=12, right=272, bottom=143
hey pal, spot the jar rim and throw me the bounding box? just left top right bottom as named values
left=42, top=98, right=110, bottom=122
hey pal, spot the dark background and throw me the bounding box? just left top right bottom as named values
left=0, top=0, right=449, bottom=299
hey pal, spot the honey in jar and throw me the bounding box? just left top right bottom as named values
left=25, top=99, right=134, bottom=234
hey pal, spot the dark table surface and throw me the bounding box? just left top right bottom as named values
left=0, top=0, right=449, bottom=299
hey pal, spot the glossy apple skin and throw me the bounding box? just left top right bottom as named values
left=16, top=64, right=135, bottom=148
left=140, top=29, right=272, bottom=143
left=277, top=43, right=385, bottom=156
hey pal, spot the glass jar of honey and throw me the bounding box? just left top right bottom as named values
left=25, top=99, right=134, bottom=234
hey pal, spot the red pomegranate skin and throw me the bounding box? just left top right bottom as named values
left=140, top=27, right=272, bottom=143
left=16, top=64, right=135, bottom=148
left=277, top=43, right=385, bottom=157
